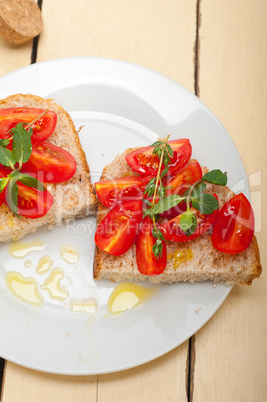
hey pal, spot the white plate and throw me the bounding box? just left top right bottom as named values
left=0, top=58, right=249, bottom=375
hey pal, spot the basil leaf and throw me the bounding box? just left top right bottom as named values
left=152, top=227, right=164, bottom=240
left=157, top=184, right=167, bottom=198
left=191, top=182, right=207, bottom=197
left=15, top=173, right=46, bottom=191
left=8, top=170, right=20, bottom=180
left=160, top=167, right=169, bottom=177
left=152, top=194, right=184, bottom=215
left=0, top=177, right=9, bottom=193
left=202, top=169, right=227, bottom=186
left=179, top=211, right=195, bottom=232
left=147, top=177, right=156, bottom=186
left=0, top=146, right=16, bottom=169
left=166, top=143, right=174, bottom=158
left=6, top=180, right=19, bottom=218
left=153, top=148, right=161, bottom=159
left=143, top=177, right=156, bottom=197
left=184, top=215, right=198, bottom=236
left=163, top=155, right=170, bottom=167
left=143, top=208, right=153, bottom=219
left=142, top=198, right=152, bottom=207
left=180, top=212, right=198, bottom=236
left=0, top=139, right=10, bottom=147
left=12, top=123, right=32, bottom=166
left=152, top=239, right=163, bottom=259
left=191, top=193, right=219, bottom=214
left=163, top=147, right=170, bottom=166
left=151, top=141, right=163, bottom=147
left=27, top=127, right=33, bottom=138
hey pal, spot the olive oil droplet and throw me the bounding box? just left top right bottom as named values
left=108, top=282, right=158, bottom=315
left=41, top=268, right=68, bottom=301
left=168, top=249, right=193, bottom=269
left=36, top=255, right=53, bottom=274
left=60, top=245, right=79, bottom=264
left=6, top=272, right=43, bottom=306
left=71, top=299, right=98, bottom=313
left=9, top=240, right=46, bottom=258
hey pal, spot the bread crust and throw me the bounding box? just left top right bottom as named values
left=93, top=147, right=262, bottom=285
left=0, top=94, right=98, bottom=242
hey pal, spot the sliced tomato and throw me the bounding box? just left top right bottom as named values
left=136, top=217, right=167, bottom=275
left=95, top=176, right=152, bottom=207
left=164, top=160, right=202, bottom=196
left=3, top=180, right=53, bottom=219
left=0, top=108, right=57, bottom=143
left=159, top=195, right=219, bottom=242
left=21, top=142, right=76, bottom=183
left=16, top=183, right=53, bottom=219
left=125, top=139, right=192, bottom=176
left=0, top=166, right=53, bottom=218
left=211, top=193, right=254, bottom=254
left=95, top=199, right=143, bottom=256
left=161, top=160, right=203, bottom=219
left=0, top=166, right=12, bottom=206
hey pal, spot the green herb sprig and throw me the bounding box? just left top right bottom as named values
left=142, top=136, right=228, bottom=258
left=142, top=135, right=173, bottom=258
left=0, top=110, right=49, bottom=218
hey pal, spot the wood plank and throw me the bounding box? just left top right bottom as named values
left=98, top=344, right=188, bottom=402
left=2, top=0, right=197, bottom=401
left=1, top=363, right=97, bottom=402
left=0, top=0, right=41, bottom=77
left=194, top=1, right=267, bottom=401
left=0, top=36, right=33, bottom=78
left=0, top=21, right=34, bottom=402
left=37, top=0, right=197, bottom=90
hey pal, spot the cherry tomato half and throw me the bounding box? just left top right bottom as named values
left=161, top=160, right=203, bottom=219
left=95, top=199, right=143, bottom=256
left=15, top=182, right=53, bottom=219
left=95, top=176, right=152, bottom=207
left=0, top=108, right=57, bottom=143
left=0, top=166, right=53, bottom=219
left=159, top=195, right=219, bottom=242
left=211, top=193, right=254, bottom=254
left=164, top=160, right=202, bottom=196
left=136, top=217, right=167, bottom=275
left=125, top=139, right=192, bottom=177
left=21, top=142, right=76, bottom=183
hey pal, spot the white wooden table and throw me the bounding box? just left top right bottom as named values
left=0, top=1, right=266, bottom=401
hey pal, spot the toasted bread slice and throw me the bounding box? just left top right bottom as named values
left=0, top=94, right=98, bottom=242
left=93, top=148, right=262, bottom=285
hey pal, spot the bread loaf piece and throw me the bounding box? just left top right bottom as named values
left=93, top=148, right=262, bottom=285
left=0, top=94, right=98, bottom=242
